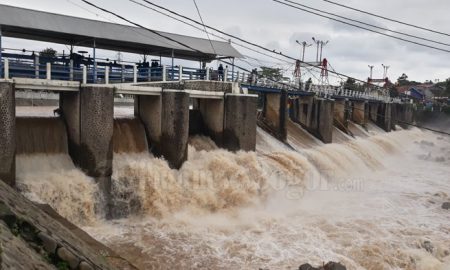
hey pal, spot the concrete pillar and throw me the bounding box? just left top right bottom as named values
left=334, top=98, right=348, bottom=131
left=160, top=90, right=190, bottom=169
left=298, top=95, right=314, bottom=127
left=310, top=98, right=334, bottom=143
left=390, top=103, right=398, bottom=131
left=60, top=85, right=114, bottom=216
left=135, top=95, right=162, bottom=154
left=263, top=90, right=287, bottom=141
left=352, top=100, right=368, bottom=127
left=369, top=102, right=379, bottom=122
left=199, top=99, right=224, bottom=147
left=223, top=94, right=257, bottom=151
left=0, top=82, right=15, bottom=186
left=376, top=102, right=392, bottom=132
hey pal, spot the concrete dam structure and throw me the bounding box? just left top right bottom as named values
left=1, top=78, right=415, bottom=218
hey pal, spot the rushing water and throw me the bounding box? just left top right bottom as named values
left=15, top=111, right=450, bottom=270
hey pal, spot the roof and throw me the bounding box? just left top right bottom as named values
left=0, top=4, right=242, bottom=61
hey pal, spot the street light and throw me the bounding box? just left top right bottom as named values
left=296, top=40, right=311, bottom=61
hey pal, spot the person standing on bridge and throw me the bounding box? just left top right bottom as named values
left=218, top=64, right=224, bottom=81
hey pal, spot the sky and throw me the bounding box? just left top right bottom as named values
left=1, top=0, right=450, bottom=85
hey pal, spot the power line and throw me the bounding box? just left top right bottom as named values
left=128, top=0, right=291, bottom=66
left=283, top=0, right=450, bottom=48
left=192, top=0, right=216, bottom=54
left=321, top=0, right=450, bottom=38
left=273, top=0, right=450, bottom=54
left=132, top=0, right=385, bottom=89
left=80, top=0, right=210, bottom=58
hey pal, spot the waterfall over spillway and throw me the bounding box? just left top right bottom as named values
left=14, top=114, right=450, bottom=270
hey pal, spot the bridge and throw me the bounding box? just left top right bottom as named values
left=0, top=4, right=414, bottom=218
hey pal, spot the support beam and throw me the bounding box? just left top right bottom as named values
left=60, top=85, right=114, bottom=217
left=0, top=82, right=15, bottom=186
left=223, top=94, right=258, bottom=151
left=160, top=90, right=190, bottom=169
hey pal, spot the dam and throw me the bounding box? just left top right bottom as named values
left=0, top=4, right=448, bottom=270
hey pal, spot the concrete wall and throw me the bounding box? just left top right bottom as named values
left=317, top=98, right=334, bottom=144
left=308, top=97, right=334, bottom=143
left=390, top=103, right=398, bottom=130
left=199, top=99, right=225, bottom=146
left=369, top=102, right=379, bottom=122
left=263, top=91, right=287, bottom=141
left=160, top=90, right=190, bottom=169
left=297, top=96, right=314, bottom=127
left=223, top=94, right=257, bottom=151
left=376, top=103, right=392, bottom=132
left=135, top=95, right=162, bottom=155
left=0, top=82, right=15, bottom=186
left=352, top=100, right=368, bottom=127
left=334, top=99, right=349, bottom=133
left=60, top=85, right=114, bottom=217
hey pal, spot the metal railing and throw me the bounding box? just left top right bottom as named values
left=1, top=52, right=398, bottom=102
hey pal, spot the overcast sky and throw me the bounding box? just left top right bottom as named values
left=1, top=0, right=450, bottom=84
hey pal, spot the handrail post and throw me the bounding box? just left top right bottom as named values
left=133, top=64, right=137, bottom=84
left=69, top=59, right=74, bottom=81
left=162, top=65, right=167, bottom=82
left=4, top=58, right=8, bottom=79
left=121, top=64, right=125, bottom=83
left=82, top=66, right=87, bottom=84
left=105, top=66, right=109, bottom=84
left=34, top=55, right=40, bottom=79
left=46, top=62, right=51, bottom=80
left=179, top=65, right=183, bottom=82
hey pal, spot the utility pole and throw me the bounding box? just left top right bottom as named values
left=312, top=37, right=329, bottom=63
left=312, top=37, right=320, bottom=62
left=296, top=40, right=311, bottom=61
left=319, top=40, right=329, bottom=62
left=382, top=64, right=390, bottom=79
left=368, top=65, right=374, bottom=79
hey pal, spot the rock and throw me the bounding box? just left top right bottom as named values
left=298, top=262, right=346, bottom=270
left=38, top=232, right=58, bottom=254
left=323, top=262, right=347, bottom=270
left=421, top=240, right=434, bottom=253
left=299, top=263, right=318, bottom=270
left=57, top=247, right=80, bottom=269
left=442, top=202, right=450, bottom=210
left=78, top=261, right=95, bottom=270
left=0, top=202, right=17, bottom=228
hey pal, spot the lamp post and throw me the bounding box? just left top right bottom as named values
left=295, top=40, right=311, bottom=61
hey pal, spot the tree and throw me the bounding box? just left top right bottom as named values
left=260, top=66, right=283, bottom=81
left=39, top=48, right=57, bottom=64
left=40, top=48, right=57, bottom=58
left=344, top=78, right=357, bottom=91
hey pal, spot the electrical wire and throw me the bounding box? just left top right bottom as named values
left=282, top=0, right=450, bottom=48
left=321, top=0, right=450, bottom=38
left=192, top=0, right=216, bottom=54
left=273, top=0, right=450, bottom=54
left=80, top=0, right=211, bottom=58
left=132, top=0, right=386, bottom=90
